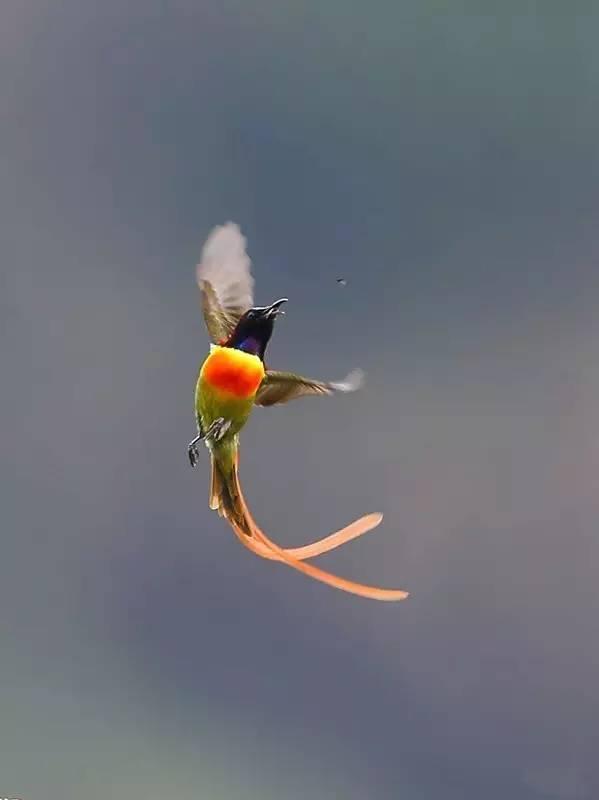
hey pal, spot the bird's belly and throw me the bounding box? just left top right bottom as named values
left=197, top=379, right=255, bottom=436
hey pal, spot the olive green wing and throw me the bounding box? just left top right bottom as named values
left=196, top=222, right=255, bottom=343
left=255, top=369, right=364, bottom=407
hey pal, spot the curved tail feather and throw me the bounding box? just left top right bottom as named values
left=210, top=450, right=409, bottom=602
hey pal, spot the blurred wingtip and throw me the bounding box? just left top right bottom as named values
left=209, top=220, right=243, bottom=240
left=195, top=221, right=254, bottom=301
left=199, top=221, right=245, bottom=259
left=330, top=368, right=365, bottom=394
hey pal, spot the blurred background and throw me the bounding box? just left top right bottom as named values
left=2, top=2, right=599, bottom=798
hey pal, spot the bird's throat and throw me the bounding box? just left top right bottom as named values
left=236, top=336, right=261, bottom=355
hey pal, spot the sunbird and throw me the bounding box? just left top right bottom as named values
left=189, top=222, right=408, bottom=601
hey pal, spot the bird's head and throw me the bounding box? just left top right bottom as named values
left=226, top=298, right=288, bottom=360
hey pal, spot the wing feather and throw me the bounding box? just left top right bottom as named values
left=255, top=369, right=364, bottom=407
left=196, top=222, right=255, bottom=342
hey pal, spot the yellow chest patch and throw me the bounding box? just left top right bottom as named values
left=200, top=345, right=265, bottom=399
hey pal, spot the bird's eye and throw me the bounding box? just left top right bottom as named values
left=246, top=310, right=256, bottom=319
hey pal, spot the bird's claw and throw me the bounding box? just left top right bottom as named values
left=188, top=442, right=200, bottom=468
left=187, top=417, right=232, bottom=466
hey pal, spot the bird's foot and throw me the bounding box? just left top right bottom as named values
left=188, top=418, right=232, bottom=466
left=188, top=434, right=202, bottom=468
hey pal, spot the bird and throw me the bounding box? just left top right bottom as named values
left=189, top=222, right=408, bottom=602
left=336, top=277, right=347, bottom=286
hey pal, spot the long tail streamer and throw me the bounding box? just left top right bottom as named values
left=211, top=451, right=409, bottom=602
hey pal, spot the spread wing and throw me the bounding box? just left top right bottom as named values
left=255, top=369, right=364, bottom=407
left=196, top=222, right=255, bottom=343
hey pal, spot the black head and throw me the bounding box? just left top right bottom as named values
left=226, top=298, right=287, bottom=360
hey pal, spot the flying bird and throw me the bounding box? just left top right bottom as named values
left=189, top=222, right=408, bottom=601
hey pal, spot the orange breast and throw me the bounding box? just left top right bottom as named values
left=201, top=345, right=265, bottom=398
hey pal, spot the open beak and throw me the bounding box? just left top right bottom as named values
left=264, top=298, right=288, bottom=319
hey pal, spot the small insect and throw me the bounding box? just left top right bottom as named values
left=336, top=277, right=347, bottom=286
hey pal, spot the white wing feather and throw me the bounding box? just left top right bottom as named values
left=196, top=222, right=254, bottom=312
left=329, top=368, right=365, bottom=393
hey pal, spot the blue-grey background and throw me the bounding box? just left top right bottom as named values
left=2, top=3, right=599, bottom=799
